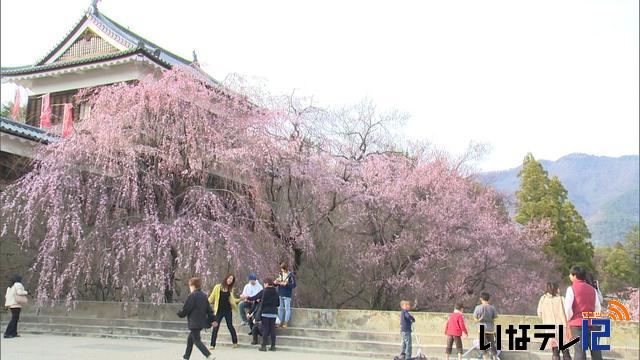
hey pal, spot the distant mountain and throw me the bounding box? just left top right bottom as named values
left=482, top=153, right=639, bottom=246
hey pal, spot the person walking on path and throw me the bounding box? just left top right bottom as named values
left=537, top=282, right=572, bottom=360
left=444, top=302, right=468, bottom=360
left=238, top=273, right=263, bottom=326
left=177, top=277, right=216, bottom=360
left=565, top=266, right=603, bottom=360
left=4, top=275, right=28, bottom=339
left=399, top=300, right=416, bottom=360
left=245, top=278, right=280, bottom=352
left=275, top=263, right=296, bottom=328
left=208, top=274, right=239, bottom=350
left=473, top=292, right=499, bottom=360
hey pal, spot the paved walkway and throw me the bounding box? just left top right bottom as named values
left=0, top=334, right=374, bottom=360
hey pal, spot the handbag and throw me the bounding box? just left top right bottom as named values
left=206, top=299, right=218, bottom=329
left=15, top=292, right=28, bottom=305
left=205, top=308, right=215, bottom=329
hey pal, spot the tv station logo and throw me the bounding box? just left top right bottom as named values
left=479, top=301, right=631, bottom=352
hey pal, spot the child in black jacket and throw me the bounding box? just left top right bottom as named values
left=243, top=277, right=280, bottom=351
left=177, top=277, right=216, bottom=360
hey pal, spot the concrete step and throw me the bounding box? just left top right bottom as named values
left=6, top=315, right=549, bottom=346
left=6, top=323, right=394, bottom=359
left=3, top=319, right=632, bottom=360
left=7, top=326, right=629, bottom=360
left=9, top=321, right=400, bottom=353
left=9, top=315, right=603, bottom=350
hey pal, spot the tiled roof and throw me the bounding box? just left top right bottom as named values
left=1, top=6, right=218, bottom=84
left=0, top=116, right=58, bottom=144
left=1, top=47, right=171, bottom=76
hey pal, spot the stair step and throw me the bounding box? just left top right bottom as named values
left=7, top=328, right=394, bottom=359
left=2, top=319, right=632, bottom=359
left=6, top=315, right=548, bottom=345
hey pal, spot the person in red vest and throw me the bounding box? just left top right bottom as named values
left=564, top=265, right=603, bottom=360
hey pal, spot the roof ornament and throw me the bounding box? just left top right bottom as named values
left=138, top=40, right=146, bottom=50
left=153, top=49, right=161, bottom=57
left=87, top=0, right=100, bottom=15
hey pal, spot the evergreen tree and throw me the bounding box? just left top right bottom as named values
left=515, top=153, right=595, bottom=277
left=595, top=225, right=640, bottom=293
left=624, top=224, right=640, bottom=274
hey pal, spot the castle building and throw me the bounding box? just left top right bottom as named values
left=1, top=1, right=214, bottom=163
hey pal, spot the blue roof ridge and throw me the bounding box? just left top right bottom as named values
left=0, top=116, right=58, bottom=144
left=1, top=47, right=174, bottom=76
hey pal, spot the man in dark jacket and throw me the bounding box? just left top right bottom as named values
left=177, top=277, right=216, bottom=360
left=244, top=278, right=280, bottom=351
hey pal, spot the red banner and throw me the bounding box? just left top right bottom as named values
left=62, top=103, right=74, bottom=138
left=11, top=88, right=21, bottom=120
left=40, top=94, right=52, bottom=128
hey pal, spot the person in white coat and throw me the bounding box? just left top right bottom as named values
left=537, top=282, right=572, bottom=360
left=4, top=275, right=28, bottom=338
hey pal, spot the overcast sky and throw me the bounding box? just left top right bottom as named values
left=1, top=0, right=638, bottom=170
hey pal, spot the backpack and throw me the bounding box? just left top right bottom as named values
left=282, top=273, right=296, bottom=289
left=290, top=273, right=297, bottom=289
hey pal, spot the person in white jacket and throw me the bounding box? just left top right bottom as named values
left=4, top=275, right=28, bottom=338
left=238, top=273, right=263, bottom=326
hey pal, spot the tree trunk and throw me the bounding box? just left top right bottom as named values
left=164, top=246, right=178, bottom=303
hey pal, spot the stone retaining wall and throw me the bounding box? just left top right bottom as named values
left=21, top=301, right=640, bottom=348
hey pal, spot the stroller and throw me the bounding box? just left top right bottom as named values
left=393, top=325, right=427, bottom=360
left=461, top=338, right=502, bottom=360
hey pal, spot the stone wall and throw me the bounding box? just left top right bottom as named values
left=22, top=301, right=640, bottom=349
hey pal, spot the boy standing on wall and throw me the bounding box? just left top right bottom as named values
left=473, top=292, right=499, bottom=360
left=399, top=300, right=416, bottom=360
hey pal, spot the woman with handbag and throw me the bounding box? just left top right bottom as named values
left=537, top=282, right=572, bottom=360
left=4, top=275, right=28, bottom=339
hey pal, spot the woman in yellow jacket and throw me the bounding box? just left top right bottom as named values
left=208, top=274, right=240, bottom=350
